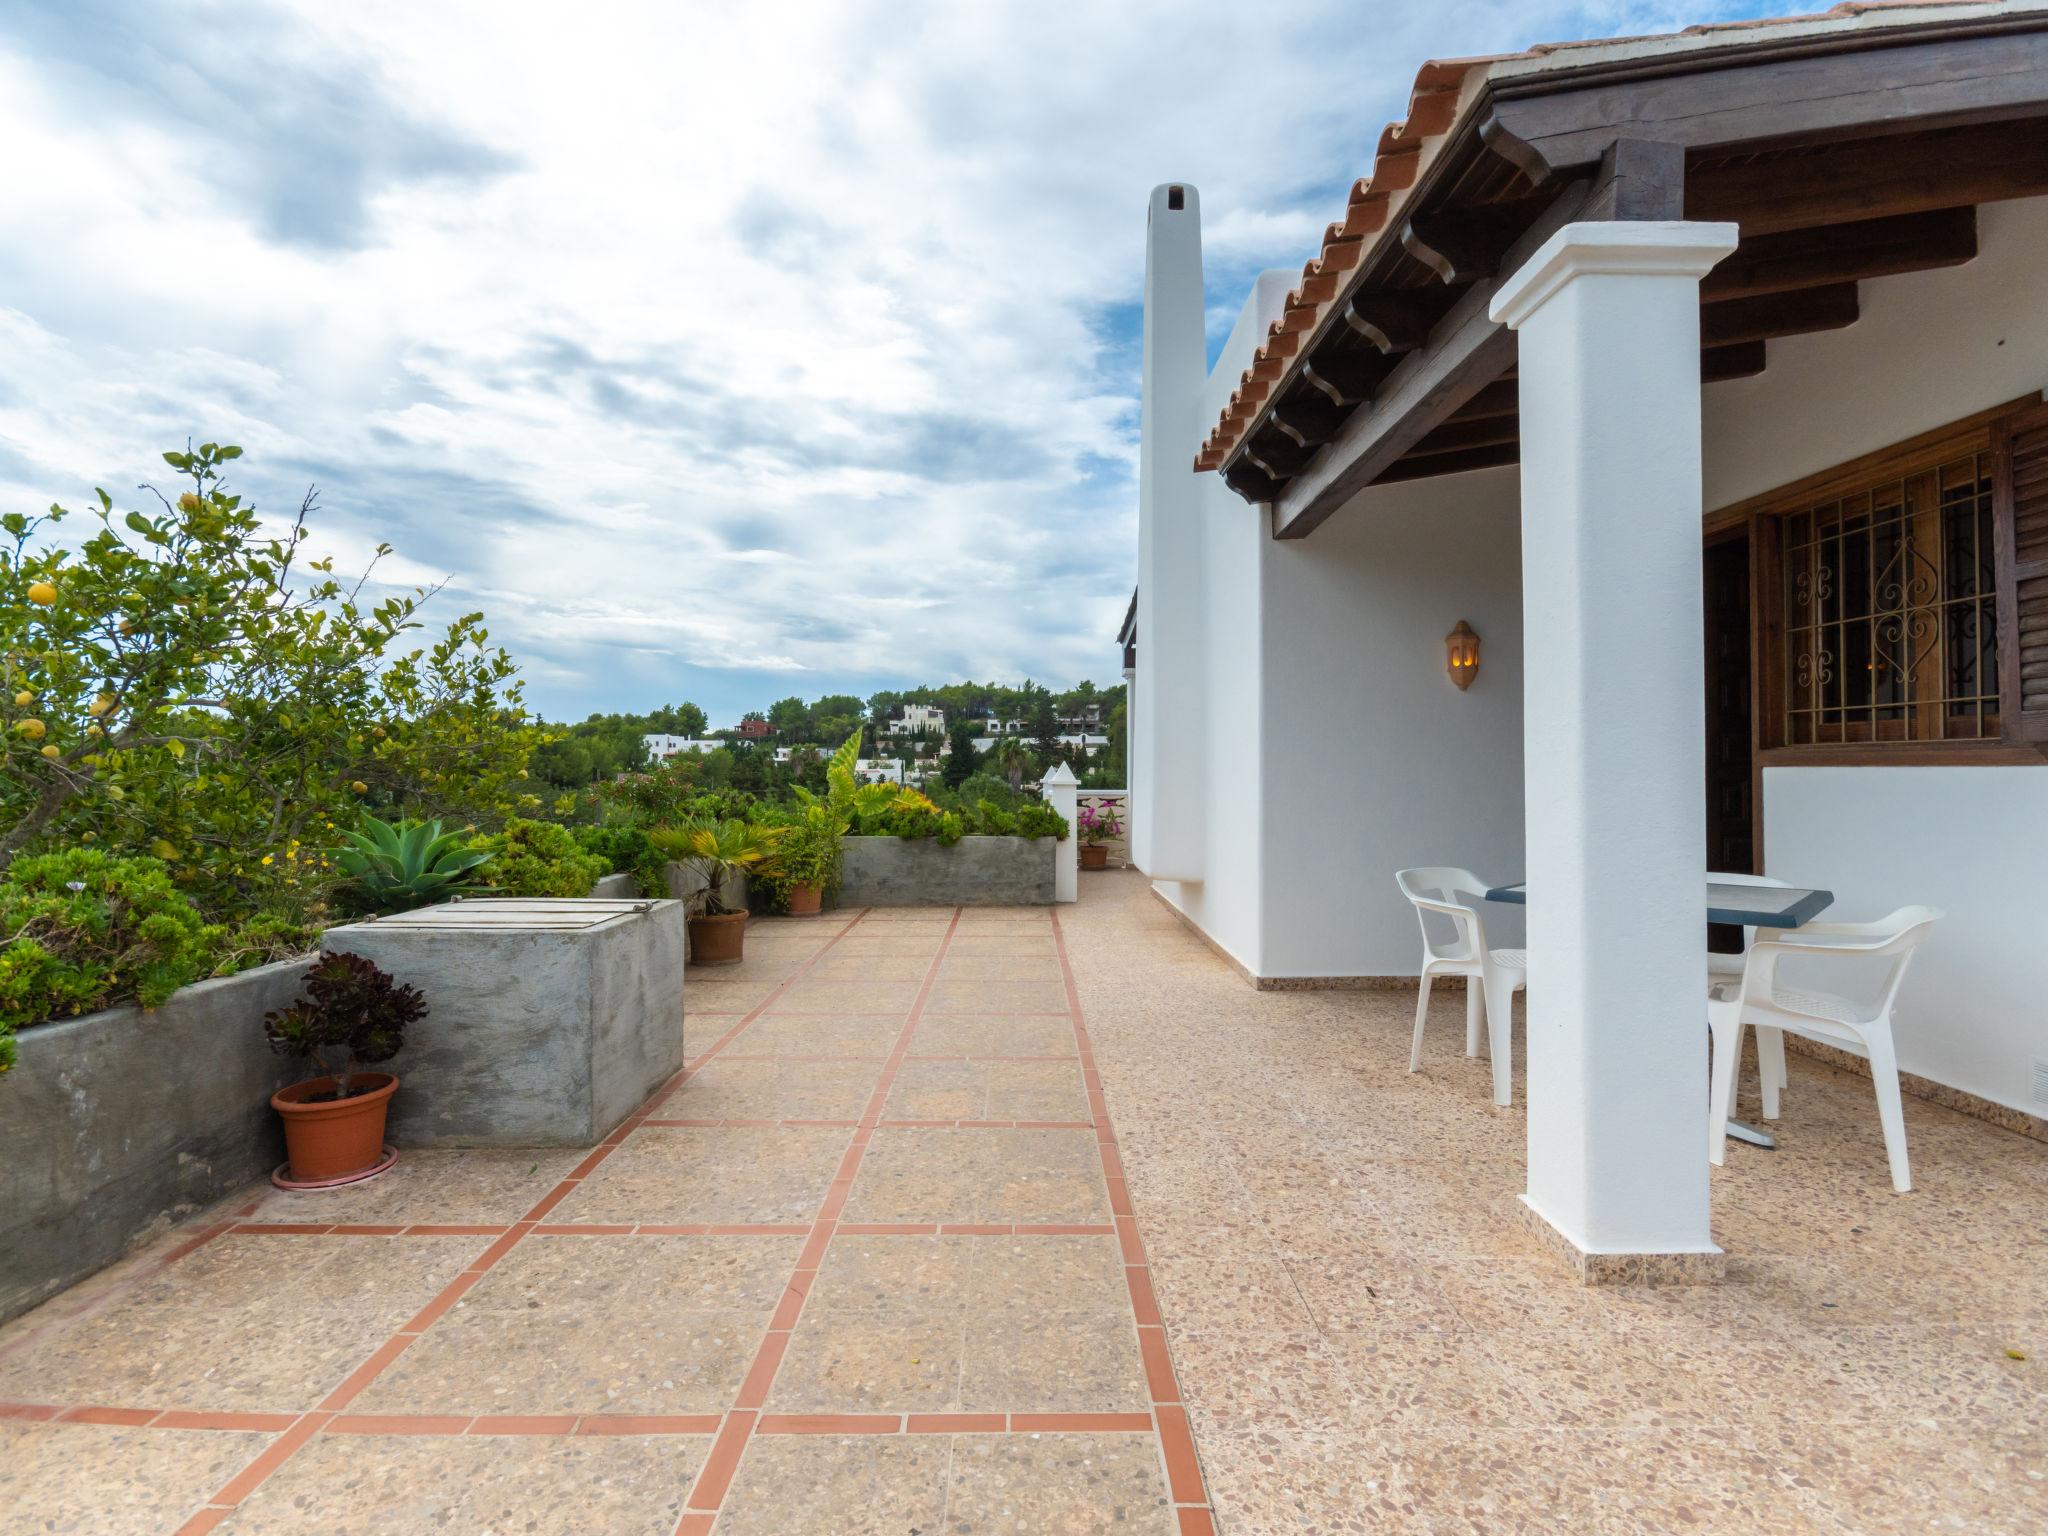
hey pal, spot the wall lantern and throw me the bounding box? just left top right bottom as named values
left=1445, top=620, right=1481, bottom=691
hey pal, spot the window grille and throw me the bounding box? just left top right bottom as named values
left=1781, top=452, right=2000, bottom=744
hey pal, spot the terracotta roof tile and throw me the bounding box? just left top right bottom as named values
left=1192, top=0, right=2010, bottom=479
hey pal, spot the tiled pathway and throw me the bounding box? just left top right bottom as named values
left=10, top=877, right=2048, bottom=1532
left=0, top=905, right=1211, bottom=1534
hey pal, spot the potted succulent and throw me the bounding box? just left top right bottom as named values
left=263, top=952, right=427, bottom=1185
left=1076, top=799, right=1123, bottom=870
left=772, top=803, right=843, bottom=916
left=652, top=817, right=782, bottom=964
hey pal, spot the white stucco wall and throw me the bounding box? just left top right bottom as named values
left=1764, top=767, right=2048, bottom=1119
left=1256, top=468, right=1527, bottom=978
left=1708, top=194, right=2048, bottom=1116
left=1149, top=269, right=1293, bottom=974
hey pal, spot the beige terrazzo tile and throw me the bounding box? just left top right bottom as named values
left=945, top=1432, right=1176, bottom=1534
left=767, top=1311, right=965, bottom=1410
left=908, top=1013, right=1076, bottom=1056
left=768, top=978, right=923, bottom=1014
left=730, top=1011, right=905, bottom=1055
left=666, top=1058, right=881, bottom=1120
left=550, top=1126, right=844, bottom=1225
left=241, top=1147, right=590, bottom=1225
left=683, top=980, right=780, bottom=1014
left=936, top=952, right=1068, bottom=980
left=927, top=979, right=1071, bottom=1014
left=459, top=1232, right=802, bottom=1315
left=714, top=1433, right=951, bottom=1536
left=808, top=951, right=939, bottom=980
left=959, top=1309, right=1149, bottom=1413
left=804, top=1235, right=980, bottom=1315
left=0, top=1419, right=275, bottom=1536
left=352, top=1303, right=761, bottom=1415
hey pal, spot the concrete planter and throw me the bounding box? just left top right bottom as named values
left=0, top=957, right=314, bottom=1326
left=322, top=898, right=686, bottom=1149
left=840, top=836, right=1056, bottom=906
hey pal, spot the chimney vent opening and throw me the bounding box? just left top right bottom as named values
left=1167, top=186, right=1185, bottom=211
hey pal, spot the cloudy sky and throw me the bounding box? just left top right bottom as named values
left=0, top=0, right=1773, bottom=725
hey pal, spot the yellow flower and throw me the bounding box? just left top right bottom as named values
left=261, top=854, right=274, bottom=865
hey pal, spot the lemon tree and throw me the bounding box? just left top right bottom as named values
left=1, top=442, right=544, bottom=906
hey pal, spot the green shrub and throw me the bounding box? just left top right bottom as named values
left=476, top=817, right=609, bottom=898
left=0, top=849, right=216, bottom=1070
left=208, top=914, right=323, bottom=978
left=749, top=804, right=842, bottom=913
left=1011, top=803, right=1069, bottom=840
left=572, top=824, right=668, bottom=898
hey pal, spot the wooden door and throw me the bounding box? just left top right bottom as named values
left=1703, top=535, right=1756, bottom=876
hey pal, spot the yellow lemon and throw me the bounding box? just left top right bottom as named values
left=40, top=744, right=60, bottom=759
left=86, top=724, right=102, bottom=737
left=11, top=691, right=29, bottom=708
left=351, top=780, right=367, bottom=794
left=89, top=693, right=114, bottom=716
left=27, top=581, right=56, bottom=605
left=16, top=717, right=46, bottom=741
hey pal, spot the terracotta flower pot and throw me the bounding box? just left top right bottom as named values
left=272, top=1073, right=398, bottom=1183
left=1080, top=844, right=1110, bottom=870
left=786, top=882, right=823, bottom=917
left=689, top=910, right=749, bottom=964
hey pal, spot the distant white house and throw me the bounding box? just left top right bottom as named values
left=642, top=734, right=724, bottom=761
left=882, top=704, right=946, bottom=737
left=854, top=759, right=904, bottom=786
left=973, top=733, right=1109, bottom=755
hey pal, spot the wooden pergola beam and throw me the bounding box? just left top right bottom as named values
left=1700, top=206, right=1977, bottom=300
left=1700, top=282, right=1859, bottom=347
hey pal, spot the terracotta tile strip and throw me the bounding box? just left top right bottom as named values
left=0, top=1403, right=62, bottom=1421
left=154, top=1411, right=300, bottom=1433
left=160, top=913, right=877, bottom=1531
left=1049, top=909, right=1218, bottom=1530
left=673, top=907, right=963, bottom=1533
left=685, top=1410, right=756, bottom=1511
left=908, top=1412, right=1007, bottom=1433
left=58, top=1405, right=159, bottom=1426
left=466, top=1414, right=580, bottom=1435
left=755, top=1413, right=902, bottom=1434
left=574, top=1414, right=724, bottom=1436
left=327, top=1413, right=471, bottom=1435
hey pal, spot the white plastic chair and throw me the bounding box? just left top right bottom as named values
left=1707, top=905, right=1942, bottom=1192
left=1396, top=868, right=1525, bottom=1107
left=1707, top=872, right=1794, bottom=1111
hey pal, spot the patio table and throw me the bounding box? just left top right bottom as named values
left=1482, top=875, right=1836, bottom=1150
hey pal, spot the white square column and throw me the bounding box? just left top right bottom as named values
left=1490, top=220, right=1738, bottom=1278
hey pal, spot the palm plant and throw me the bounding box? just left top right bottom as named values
left=333, top=815, right=495, bottom=913
left=650, top=818, right=782, bottom=914
left=994, top=737, right=1030, bottom=792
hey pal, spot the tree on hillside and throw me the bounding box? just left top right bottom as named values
left=994, top=737, right=1029, bottom=792
left=1025, top=682, right=1060, bottom=767
left=941, top=721, right=981, bottom=789
left=646, top=702, right=708, bottom=737
left=767, top=696, right=811, bottom=741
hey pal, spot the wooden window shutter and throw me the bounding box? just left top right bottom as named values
left=1993, top=401, right=2048, bottom=742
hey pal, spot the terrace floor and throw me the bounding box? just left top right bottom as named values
left=1, top=870, right=2044, bottom=1532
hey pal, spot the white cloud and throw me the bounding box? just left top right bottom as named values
left=0, top=0, right=1751, bottom=718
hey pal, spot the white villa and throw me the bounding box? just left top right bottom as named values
left=641, top=733, right=725, bottom=761
left=1129, top=0, right=2048, bottom=1277
left=880, top=704, right=947, bottom=737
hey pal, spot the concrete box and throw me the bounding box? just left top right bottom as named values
left=322, top=898, right=686, bottom=1148
left=840, top=836, right=1056, bottom=906
left=0, top=957, right=313, bottom=1325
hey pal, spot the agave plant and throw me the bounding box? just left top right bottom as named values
left=333, top=815, right=495, bottom=913
left=649, top=817, right=782, bottom=915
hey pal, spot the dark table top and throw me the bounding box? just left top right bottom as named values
left=1483, top=879, right=1834, bottom=929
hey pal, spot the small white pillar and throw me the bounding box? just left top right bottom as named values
left=1490, top=220, right=1737, bottom=1275
left=1043, top=761, right=1079, bottom=904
